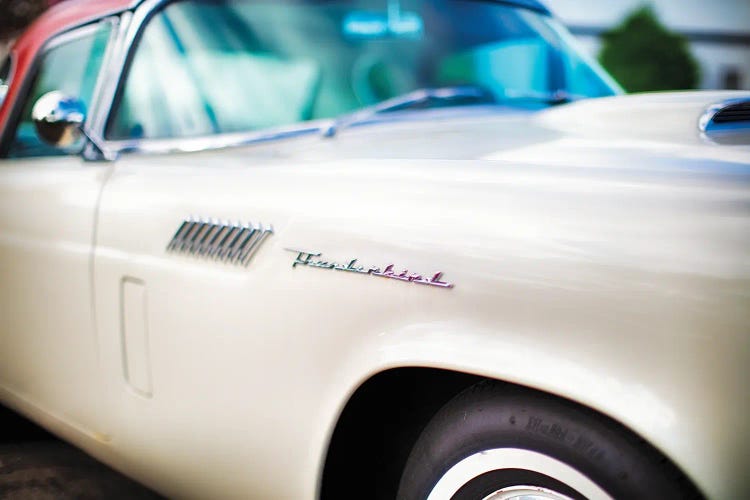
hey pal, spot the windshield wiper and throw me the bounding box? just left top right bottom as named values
left=499, top=89, right=584, bottom=105
left=322, top=85, right=494, bottom=137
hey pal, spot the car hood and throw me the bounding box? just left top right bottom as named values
left=535, top=90, right=749, bottom=147
left=179, top=90, right=748, bottom=169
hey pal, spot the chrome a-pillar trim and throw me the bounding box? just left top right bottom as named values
left=83, top=11, right=133, bottom=161
left=87, top=0, right=168, bottom=161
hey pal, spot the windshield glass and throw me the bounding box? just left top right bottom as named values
left=108, top=0, right=621, bottom=140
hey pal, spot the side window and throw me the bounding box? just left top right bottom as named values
left=7, top=23, right=112, bottom=158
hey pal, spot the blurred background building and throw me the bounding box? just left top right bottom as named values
left=551, top=0, right=750, bottom=90
left=1, top=0, right=750, bottom=91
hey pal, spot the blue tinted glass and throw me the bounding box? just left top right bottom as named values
left=108, top=0, right=621, bottom=140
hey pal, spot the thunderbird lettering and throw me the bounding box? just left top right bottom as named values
left=286, top=248, right=454, bottom=288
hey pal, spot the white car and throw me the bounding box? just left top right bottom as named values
left=0, top=0, right=748, bottom=498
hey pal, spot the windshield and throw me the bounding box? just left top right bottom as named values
left=107, top=0, right=621, bottom=140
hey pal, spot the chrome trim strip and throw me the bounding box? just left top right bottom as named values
left=167, top=218, right=273, bottom=267
left=105, top=121, right=327, bottom=156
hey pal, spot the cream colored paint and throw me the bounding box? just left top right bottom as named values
left=0, top=91, right=748, bottom=499
left=120, top=277, right=152, bottom=397
left=0, top=156, right=111, bottom=434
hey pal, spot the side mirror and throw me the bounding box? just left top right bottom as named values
left=31, top=91, right=86, bottom=147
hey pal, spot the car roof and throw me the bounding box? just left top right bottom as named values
left=12, top=0, right=134, bottom=57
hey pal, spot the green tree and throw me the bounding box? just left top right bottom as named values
left=598, top=5, right=700, bottom=92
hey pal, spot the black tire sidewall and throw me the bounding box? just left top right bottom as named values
left=397, top=382, right=697, bottom=500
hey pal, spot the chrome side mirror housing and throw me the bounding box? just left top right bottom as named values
left=31, top=91, right=86, bottom=147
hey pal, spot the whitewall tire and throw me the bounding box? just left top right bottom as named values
left=396, top=381, right=701, bottom=500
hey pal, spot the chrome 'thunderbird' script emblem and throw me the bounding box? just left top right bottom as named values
left=286, top=249, right=454, bottom=289
left=167, top=218, right=273, bottom=266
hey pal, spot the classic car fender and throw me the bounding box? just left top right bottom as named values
left=312, top=310, right=745, bottom=500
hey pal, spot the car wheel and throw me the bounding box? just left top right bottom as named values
left=396, top=381, right=700, bottom=500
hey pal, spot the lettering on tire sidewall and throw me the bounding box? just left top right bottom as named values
left=524, top=415, right=606, bottom=461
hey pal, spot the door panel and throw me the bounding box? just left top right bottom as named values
left=0, top=21, right=115, bottom=433
left=92, top=158, right=292, bottom=497
left=0, top=157, right=111, bottom=431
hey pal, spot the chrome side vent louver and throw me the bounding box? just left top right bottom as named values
left=699, top=97, right=750, bottom=144
left=167, top=218, right=273, bottom=266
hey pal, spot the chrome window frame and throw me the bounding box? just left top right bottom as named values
left=82, top=12, right=132, bottom=160
left=92, top=0, right=163, bottom=159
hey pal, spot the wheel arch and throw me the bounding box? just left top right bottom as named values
left=318, top=366, right=703, bottom=500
